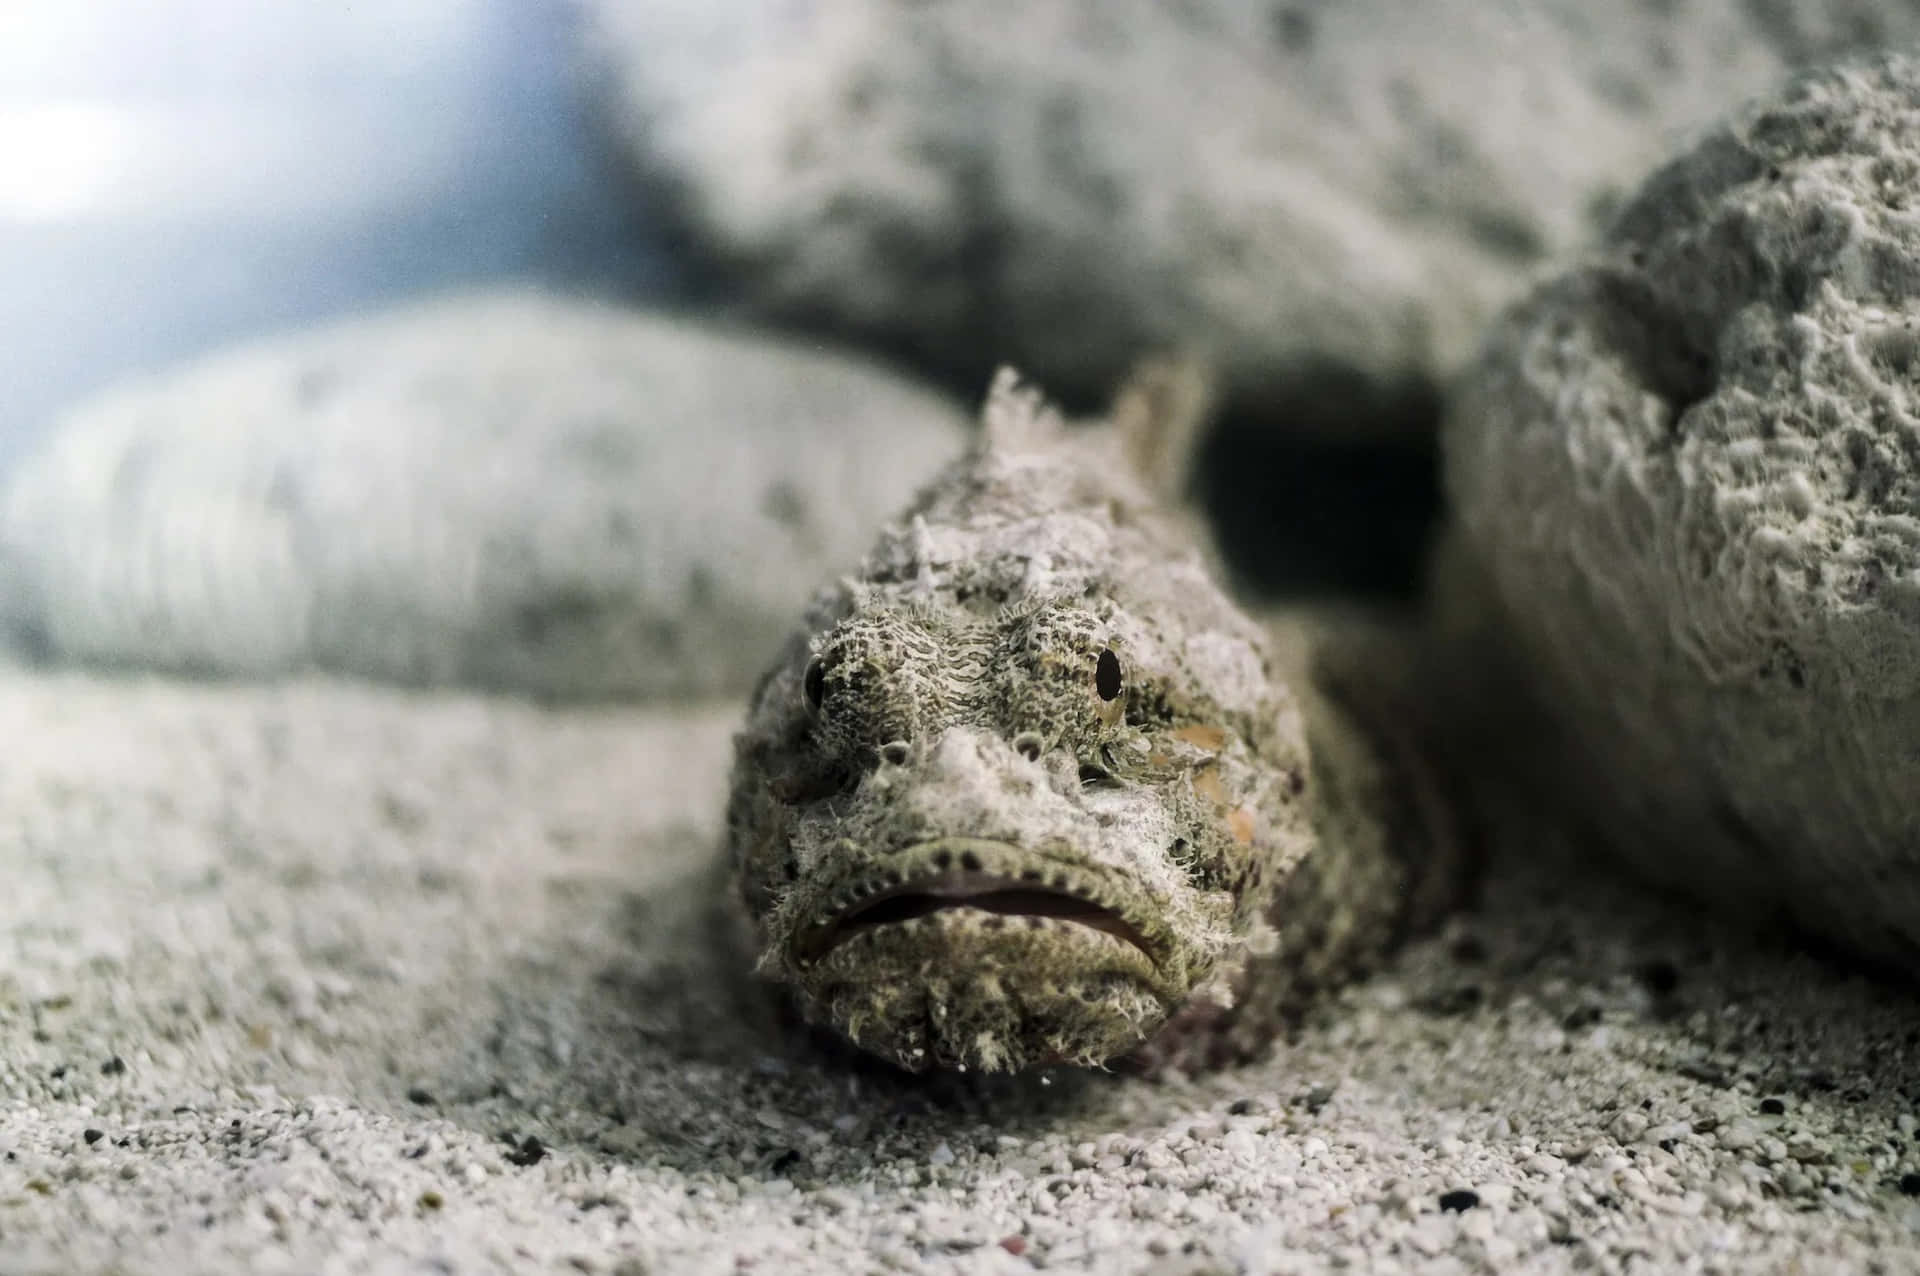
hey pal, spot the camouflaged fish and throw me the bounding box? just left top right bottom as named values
left=727, top=366, right=1464, bottom=1074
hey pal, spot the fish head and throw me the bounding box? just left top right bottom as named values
left=728, top=370, right=1311, bottom=1071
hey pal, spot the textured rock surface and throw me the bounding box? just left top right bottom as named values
left=7, top=665, right=1920, bottom=1274
left=0, top=291, right=968, bottom=700
left=582, top=0, right=1920, bottom=436
left=1445, top=54, right=1920, bottom=970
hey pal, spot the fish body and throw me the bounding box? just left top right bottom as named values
left=727, top=368, right=1456, bottom=1073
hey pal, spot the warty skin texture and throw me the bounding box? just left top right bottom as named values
left=729, top=368, right=1455, bottom=1074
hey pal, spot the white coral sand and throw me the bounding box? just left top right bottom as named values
left=3, top=664, right=1917, bottom=1274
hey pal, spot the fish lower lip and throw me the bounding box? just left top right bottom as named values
left=792, top=841, right=1155, bottom=967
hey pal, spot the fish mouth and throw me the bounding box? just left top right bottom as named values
left=790, top=838, right=1160, bottom=970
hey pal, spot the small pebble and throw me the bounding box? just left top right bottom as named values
left=1438, top=1189, right=1481, bottom=1213
left=1301, top=1086, right=1336, bottom=1114
left=505, top=1136, right=548, bottom=1168
left=1637, top=960, right=1682, bottom=996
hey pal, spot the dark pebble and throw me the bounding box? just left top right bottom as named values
left=101, top=1056, right=125, bottom=1076
left=82, top=1129, right=103, bottom=1145
left=1420, top=985, right=1484, bottom=1017
left=407, top=1087, right=437, bottom=1106
left=1450, top=935, right=1489, bottom=964
left=1438, top=1189, right=1480, bottom=1213
left=1899, top=1172, right=1920, bottom=1197
left=506, top=1135, right=549, bottom=1168
left=1759, top=1098, right=1786, bottom=1116
left=1229, top=1098, right=1256, bottom=1116
left=1637, top=960, right=1681, bottom=996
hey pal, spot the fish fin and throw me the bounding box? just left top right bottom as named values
left=979, top=366, right=1066, bottom=454
left=1107, top=350, right=1218, bottom=499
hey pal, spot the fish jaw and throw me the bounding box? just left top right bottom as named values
left=766, top=836, right=1223, bottom=1073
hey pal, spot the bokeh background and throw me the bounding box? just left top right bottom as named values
left=0, top=1, right=674, bottom=471
left=20, top=1, right=1897, bottom=607
left=0, top=0, right=1441, bottom=600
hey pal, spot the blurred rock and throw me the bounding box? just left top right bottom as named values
left=581, top=0, right=1920, bottom=440
left=0, top=290, right=968, bottom=700
left=0, top=1, right=653, bottom=472
left=1444, top=53, right=1920, bottom=969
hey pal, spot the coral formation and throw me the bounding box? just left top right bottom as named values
left=1446, top=52, right=1920, bottom=968
left=584, top=0, right=1920, bottom=434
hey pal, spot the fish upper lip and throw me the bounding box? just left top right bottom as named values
left=789, top=839, right=1161, bottom=969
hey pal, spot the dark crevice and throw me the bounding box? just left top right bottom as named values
left=1589, top=270, right=1719, bottom=428
left=1193, top=360, right=1444, bottom=600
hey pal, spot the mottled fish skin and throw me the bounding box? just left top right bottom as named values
left=727, top=366, right=1458, bottom=1074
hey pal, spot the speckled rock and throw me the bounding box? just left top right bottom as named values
left=1444, top=53, right=1920, bottom=969
left=582, top=0, right=1920, bottom=436
left=0, top=290, right=968, bottom=699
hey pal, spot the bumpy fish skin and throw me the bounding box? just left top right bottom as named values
left=727, top=368, right=1446, bottom=1074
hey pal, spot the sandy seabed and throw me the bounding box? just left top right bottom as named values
left=2, top=665, right=1917, bottom=1275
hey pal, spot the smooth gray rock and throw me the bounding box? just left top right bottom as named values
left=0, top=291, right=969, bottom=699
left=582, top=0, right=1920, bottom=437
left=1445, top=54, right=1920, bottom=970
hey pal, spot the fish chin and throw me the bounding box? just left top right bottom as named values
left=769, top=838, right=1207, bottom=1072
left=791, top=911, right=1176, bottom=1072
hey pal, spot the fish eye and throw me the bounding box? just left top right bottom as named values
left=802, top=657, right=826, bottom=714
left=1095, top=648, right=1123, bottom=702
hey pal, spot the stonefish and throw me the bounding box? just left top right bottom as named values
left=728, top=367, right=1464, bottom=1074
